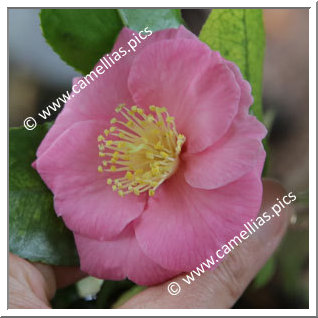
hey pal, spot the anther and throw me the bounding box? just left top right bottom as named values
left=97, top=104, right=186, bottom=198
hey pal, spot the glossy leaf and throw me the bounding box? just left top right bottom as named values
left=9, top=124, right=79, bottom=266
left=199, top=9, right=265, bottom=122
left=40, top=9, right=183, bottom=74
left=199, top=9, right=269, bottom=174
left=40, top=9, right=123, bottom=74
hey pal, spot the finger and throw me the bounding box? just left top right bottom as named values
left=120, top=179, right=293, bottom=308
left=9, top=252, right=86, bottom=309
left=33, top=263, right=86, bottom=290
left=9, top=253, right=53, bottom=308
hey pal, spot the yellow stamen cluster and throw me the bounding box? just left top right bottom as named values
left=97, top=104, right=186, bottom=197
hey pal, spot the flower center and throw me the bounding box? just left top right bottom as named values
left=97, top=104, right=186, bottom=197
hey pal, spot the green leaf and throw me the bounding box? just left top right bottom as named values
left=40, top=9, right=183, bottom=74
left=95, top=280, right=135, bottom=309
left=9, top=124, right=79, bottom=266
left=112, top=284, right=146, bottom=308
left=118, top=9, right=183, bottom=31
left=295, top=189, right=309, bottom=205
left=199, top=9, right=269, bottom=174
left=253, top=256, right=276, bottom=288
left=40, top=9, right=123, bottom=74
left=277, top=229, right=309, bottom=302
left=199, top=9, right=265, bottom=122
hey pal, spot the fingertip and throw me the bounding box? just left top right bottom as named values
left=259, top=178, right=294, bottom=244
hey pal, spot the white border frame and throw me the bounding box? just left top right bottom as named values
left=3, top=1, right=316, bottom=316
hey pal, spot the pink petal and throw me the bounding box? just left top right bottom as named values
left=128, top=39, right=240, bottom=153
left=74, top=225, right=178, bottom=285
left=34, top=121, right=146, bottom=240
left=183, top=114, right=267, bottom=189
left=36, top=28, right=137, bottom=157
left=226, top=61, right=254, bottom=113
left=37, top=26, right=195, bottom=157
left=135, top=165, right=264, bottom=272
left=198, top=151, right=265, bottom=241
left=36, top=105, right=88, bottom=158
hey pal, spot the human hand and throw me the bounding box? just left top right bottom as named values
left=9, top=179, right=292, bottom=309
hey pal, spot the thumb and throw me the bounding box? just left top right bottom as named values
left=120, top=179, right=293, bottom=309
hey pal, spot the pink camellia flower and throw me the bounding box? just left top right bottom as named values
left=33, top=26, right=266, bottom=285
